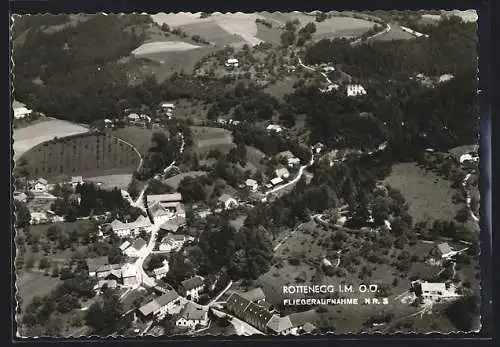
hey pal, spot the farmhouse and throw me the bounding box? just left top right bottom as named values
left=14, top=192, right=28, bottom=203
left=267, top=315, right=294, bottom=335
left=179, top=276, right=204, bottom=301
left=266, top=124, right=282, bottom=133
left=275, top=168, right=290, bottom=179
left=125, top=238, right=147, bottom=257
left=148, top=201, right=173, bottom=225
left=287, top=313, right=317, bottom=335
left=432, top=242, right=457, bottom=260
left=13, top=100, right=32, bottom=120
left=245, top=178, right=259, bottom=191
left=94, top=279, right=118, bottom=292
left=270, top=177, right=284, bottom=186
left=240, top=287, right=266, bottom=304
left=218, top=193, right=239, bottom=210
left=417, top=281, right=460, bottom=302
left=86, top=256, right=109, bottom=277
left=110, top=215, right=152, bottom=238
left=159, top=233, right=191, bottom=252
left=147, top=193, right=183, bottom=206
left=137, top=290, right=181, bottom=321
left=159, top=215, right=187, bottom=233
left=152, top=260, right=170, bottom=280
left=175, top=302, right=209, bottom=330
left=121, top=263, right=137, bottom=287
left=346, top=84, right=367, bottom=97
left=32, top=178, right=48, bottom=192
left=226, top=293, right=274, bottom=332
left=225, top=58, right=239, bottom=68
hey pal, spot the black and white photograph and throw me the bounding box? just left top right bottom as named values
left=11, top=10, right=481, bottom=337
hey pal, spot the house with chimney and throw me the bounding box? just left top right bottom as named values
left=179, top=276, right=205, bottom=301
left=159, top=233, right=192, bottom=252
left=175, top=302, right=209, bottom=330
left=110, top=215, right=152, bottom=238
left=137, top=290, right=181, bottom=321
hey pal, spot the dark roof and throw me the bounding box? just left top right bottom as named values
left=138, top=290, right=179, bottom=316
left=240, top=287, right=266, bottom=302
left=180, top=276, right=204, bottom=291
left=86, top=256, right=109, bottom=272
left=226, top=293, right=251, bottom=317
left=159, top=217, right=186, bottom=232
left=226, top=293, right=274, bottom=331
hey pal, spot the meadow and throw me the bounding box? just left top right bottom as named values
left=20, top=132, right=140, bottom=182
left=190, top=126, right=235, bottom=157
left=13, top=119, right=89, bottom=162
left=383, top=162, right=461, bottom=223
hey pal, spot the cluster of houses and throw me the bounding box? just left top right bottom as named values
left=15, top=176, right=85, bottom=224
left=225, top=288, right=317, bottom=335
left=86, top=256, right=139, bottom=291
left=103, top=102, right=176, bottom=130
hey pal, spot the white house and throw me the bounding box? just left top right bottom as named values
left=119, top=240, right=131, bottom=252
left=161, top=102, right=175, bottom=110
left=346, top=84, right=367, bottom=97
left=127, top=113, right=140, bottom=122
left=152, top=260, right=170, bottom=280
left=266, top=124, right=282, bottom=133
left=418, top=281, right=460, bottom=302
left=267, top=315, right=294, bottom=335
left=438, top=74, right=454, bottom=83
left=179, top=276, right=204, bottom=301
left=175, top=302, right=209, bottom=330
left=70, top=176, right=84, bottom=187
left=218, top=193, right=239, bottom=210
left=270, top=177, right=284, bottom=186
left=110, top=215, right=152, bottom=238
left=121, top=263, right=137, bottom=287
left=159, top=233, right=190, bottom=252
left=148, top=201, right=173, bottom=225
left=124, top=238, right=147, bottom=258
left=225, top=58, right=239, bottom=68
left=33, top=178, right=48, bottom=192
left=245, top=178, right=258, bottom=191
left=138, top=290, right=181, bottom=320
left=275, top=168, right=290, bottom=179
left=13, top=100, right=32, bottom=120
left=436, top=242, right=457, bottom=259
left=287, top=157, right=301, bottom=167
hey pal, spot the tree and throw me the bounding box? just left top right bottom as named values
left=39, top=257, right=51, bottom=270
left=14, top=200, right=31, bottom=227
left=280, top=31, right=296, bottom=47
left=455, top=207, right=469, bottom=223
left=315, top=13, right=328, bottom=22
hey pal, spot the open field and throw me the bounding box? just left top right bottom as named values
left=384, top=162, right=461, bottom=223
left=191, top=126, right=235, bottom=157
left=163, top=171, right=208, bottom=189
left=13, top=119, right=89, bottom=161
left=20, top=133, right=140, bottom=182
left=151, top=13, right=268, bottom=47
left=371, top=25, right=414, bottom=41
left=146, top=46, right=218, bottom=80
left=86, top=174, right=133, bottom=190
left=263, top=76, right=297, bottom=101
left=108, top=126, right=158, bottom=155
left=16, top=272, right=62, bottom=310
left=132, top=41, right=202, bottom=55
left=255, top=22, right=282, bottom=45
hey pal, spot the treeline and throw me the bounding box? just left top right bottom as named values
left=304, top=16, right=477, bottom=78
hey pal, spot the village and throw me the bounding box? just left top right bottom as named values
left=12, top=11, right=480, bottom=337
